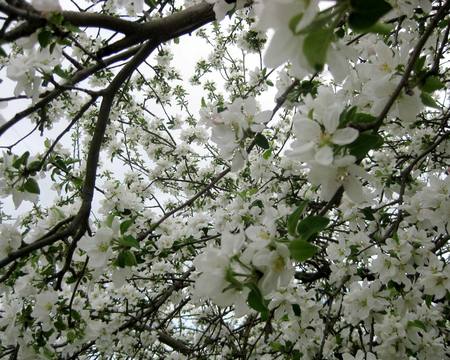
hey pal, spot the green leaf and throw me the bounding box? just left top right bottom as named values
left=288, top=239, right=319, bottom=262
left=53, top=65, right=70, bottom=79
left=289, top=13, right=304, bottom=34
left=254, top=133, right=270, bottom=149
left=246, top=283, right=269, bottom=319
left=422, top=76, right=444, bottom=93
left=38, top=29, right=53, bottom=48
left=48, top=12, right=64, bottom=26
left=297, top=216, right=329, bottom=241
left=287, top=201, right=308, bottom=237
left=420, top=92, right=440, bottom=109
left=292, top=303, right=301, bottom=316
left=414, top=56, right=426, bottom=74
left=105, top=214, right=115, bottom=228
left=13, top=151, right=30, bottom=169
left=407, top=320, right=427, bottom=331
left=349, top=0, right=392, bottom=31
left=350, top=0, right=393, bottom=13
left=0, top=47, right=7, bottom=57
left=352, top=112, right=377, bottom=125
left=361, top=207, right=375, bottom=221
left=339, top=105, right=357, bottom=126
left=116, top=250, right=137, bottom=267
left=225, top=267, right=243, bottom=290
left=54, top=318, right=67, bottom=331
left=118, top=235, right=139, bottom=249
left=120, top=219, right=134, bottom=235
left=348, top=133, right=384, bottom=158
left=23, top=178, right=40, bottom=194
left=63, top=22, right=81, bottom=33
left=27, top=161, right=41, bottom=173
left=303, top=27, right=333, bottom=71
left=364, top=22, right=394, bottom=35
left=262, top=149, right=272, bottom=160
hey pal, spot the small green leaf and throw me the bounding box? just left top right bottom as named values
left=352, top=112, right=377, bottom=125
left=408, top=320, right=427, bottom=331
left=292, top=303, right=301, bottom=316
left=348, top=133, right=384, bottom=158
left=350, top=0, right=392, bottom=13
left=120, top=219, right=134, bottom=235
left=422, top=76, right=444, bottom=93
left=116, top=250, right=137, bottom=267
left=287, top=201, right=308, bottom=237
left=339, top=105, right=357, bottom=126
left=54, top=318, right=67, bottom=331
left=118, top=235, right=139, bottom=249
left=38, top=29, right=53, bottom=48
left=0, top=47, right=7, bottom=57
left=53, top=65, right=70, bottom=79
left=420, top=92, right=440, bottom=109
left=63, top=22, right=81, bottom=33
left=414, top=56, right=427, bottom=74
left=246, top=283, right=269, bottom=319
left=13, top=151, right=30, bottom=169
left=106, top=214, right=115, bottom=228
left=288, top=239, right=319, bottom=262
left=27, top=161, right=41, bottom=173
left=348, top=0, right=392, bottom=31
left=365, top=22, right=393, bottom=35
left=297, top=216, right=329, bottom=241
left=289, top=13, right=304, bottom=34
left=254, top=133, right=270, bottom=149
left=23, top=178, right=40, bottom=194
left=262, top=149, right=272, bottom=160
left=48, top=12, right=64, bottom=25
left=361, top=207, right=375, bottom=221
left=225, top=267, right=243, bottom=290
left=303, top=27, right=333, bottom=71
left=270, top=342, right=285, bottom=352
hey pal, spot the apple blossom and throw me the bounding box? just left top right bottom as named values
left=0, top=0, right=449, bottom=359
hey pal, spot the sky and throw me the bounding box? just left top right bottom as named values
left=0, top=0, right=278, bottom=223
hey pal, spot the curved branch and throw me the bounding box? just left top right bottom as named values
left=0, top=45, right=139, bottom=137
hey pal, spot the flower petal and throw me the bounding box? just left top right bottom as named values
left=294, top=118, right=321, bottom=141
left=315, top=146, right=333, bottom=166
left=331, top=127, right=359, bottom=145
left=343, top=176, right=366, bottom=204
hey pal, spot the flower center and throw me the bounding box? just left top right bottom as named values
left=272, top=255, right=285, bottom=273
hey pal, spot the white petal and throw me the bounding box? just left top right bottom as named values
left=294, top=119, right=321, bottom=141
left=254, top=110, right=272, bottom=124
left=322, top=110, right=339, bottom=134
left=397, top=91, right=422, bottom=121
left=290, top=141, right=315, bottom=155
left=243, top=97, right=257, bottom=115
left=320, top=177, right=340, bottom=201
left=343, top=176, right=365, bottom=204
left=264, top=30, right=293, bottom=68
left=315, top=146, right=333, bottom=166
left=331, top=128, right=359, bottom=145
left=231, top=151, right=246, bottom=172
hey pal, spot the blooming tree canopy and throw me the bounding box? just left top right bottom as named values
left=0, top=0, right=449, bottom=359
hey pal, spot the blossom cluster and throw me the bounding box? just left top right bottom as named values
left=0, top=0, right=448, bottom=359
